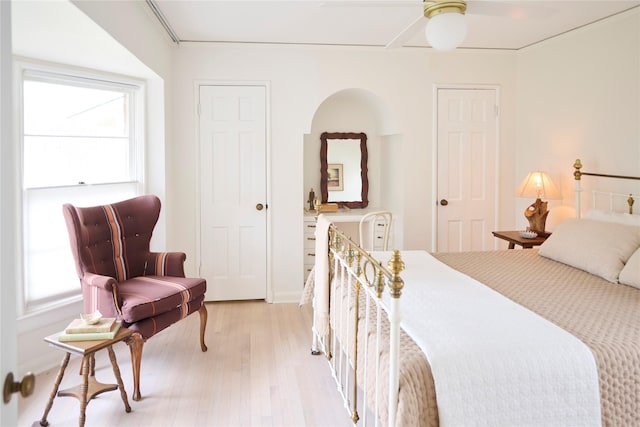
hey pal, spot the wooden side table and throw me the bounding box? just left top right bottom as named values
left=492, top=230, right=549, bottom=249
left=37, top=327, right=134, bottom=427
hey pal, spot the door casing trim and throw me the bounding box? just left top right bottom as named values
left=194, top=80, right=272, bottom=302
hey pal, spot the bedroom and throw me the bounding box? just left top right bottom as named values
left=2, top=0, right=640, bottom=425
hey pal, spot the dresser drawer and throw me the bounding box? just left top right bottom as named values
left=304, top=233, right=316, bottom=248
left=372, top=219, right=391, bottom=250
left=372, top=233, right=385, bottom=250
left=304, top=250, right=316, bottom=265
left=304, top=263, right=314, bottom=279
left=303, top=216, right=318, bottom=285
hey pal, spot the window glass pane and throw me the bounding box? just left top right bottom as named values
left=23, top=136, right=130, bottom=187
left=23, top=80, right=132, bottom=188
left=24, top=183, right=140, bottom=308
left=24, top=80, right=128, bottom=137
left=24, top=193, right=78, bottom=301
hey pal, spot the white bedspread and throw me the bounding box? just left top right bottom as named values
left=378, top=250, right=602, bottom=426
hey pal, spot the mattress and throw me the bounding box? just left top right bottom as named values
left=345, top=249, right=640, bottom=426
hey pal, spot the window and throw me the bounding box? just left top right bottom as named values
left=20, top=64, right=144, bottom=313
left=23, top=77, right=134, bottom=187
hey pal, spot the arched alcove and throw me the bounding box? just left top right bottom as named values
left=307, top=88, right=398, bottom=136
left=303, top=89, right=404, bottom=243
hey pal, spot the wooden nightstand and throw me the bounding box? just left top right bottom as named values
left=492, top=230, right=550, bottom=249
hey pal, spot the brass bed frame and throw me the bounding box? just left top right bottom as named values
left=574, top=158, right=637, bottom=214
left=317, top=225, right=405, bottom=425
left=313, top=159, right=639, bottom=426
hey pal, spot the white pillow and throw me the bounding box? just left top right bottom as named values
left=584, top=209, right=640, bottom=227
left=538, top=218, right=640, bottom=283
left=619, top=248, right=640, bottom=289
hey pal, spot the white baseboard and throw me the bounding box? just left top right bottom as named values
left=271, top=290, right=303, bottom=304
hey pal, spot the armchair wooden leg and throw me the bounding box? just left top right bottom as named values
left=125, top=332, right=144, bottom=401
left=198, top=304, right=208, bottom=352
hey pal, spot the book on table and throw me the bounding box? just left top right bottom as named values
left=64, top=317, right=116, bottom=334
left=58, top=320, right=121, bottom=342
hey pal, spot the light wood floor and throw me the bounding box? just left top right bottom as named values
left=19, top=301, right=353, bottom=427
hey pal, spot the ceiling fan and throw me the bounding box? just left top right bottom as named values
left=384, top=0, right=552, bottom=50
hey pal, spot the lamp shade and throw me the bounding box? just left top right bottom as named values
left=515, top=171, right=562, bottom=200
left=425, top=12, right=467, bottom=51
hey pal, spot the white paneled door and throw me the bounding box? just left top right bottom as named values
left=436, top=88, right=498, bottom=252
left=199, top=85, right=267, bottom=301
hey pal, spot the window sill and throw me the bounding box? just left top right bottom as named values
left=17, top=294, right=83, bottom=334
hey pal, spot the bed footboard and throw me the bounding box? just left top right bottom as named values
left=312, top=224, right=404, bottom=426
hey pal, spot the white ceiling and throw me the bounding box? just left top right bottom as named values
left=150, top=0, right=640, bottom=50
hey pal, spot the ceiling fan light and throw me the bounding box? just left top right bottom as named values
left=425, top=12, right=467, bottom=51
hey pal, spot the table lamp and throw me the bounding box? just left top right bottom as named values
left=514, top=171, right=561, bottom=235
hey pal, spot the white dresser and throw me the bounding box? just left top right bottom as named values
left=303, top=215, right=318, bottom=283
left=303, top=209, right=391, bottom=285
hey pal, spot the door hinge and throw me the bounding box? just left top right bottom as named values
left=494, top=105, right=499, bottom=117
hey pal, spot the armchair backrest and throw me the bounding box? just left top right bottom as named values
left=62, top=195, right=161, bottom=282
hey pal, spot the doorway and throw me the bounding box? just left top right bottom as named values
left=435, top=87, right=499, bottom=252
left=198, top=84, right=268, bottom=301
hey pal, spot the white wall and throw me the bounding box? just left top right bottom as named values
left=171, top=44, right=517, bottom=302
left=516, top=8, right=640, bottom=230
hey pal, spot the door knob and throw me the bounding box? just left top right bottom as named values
left=440, top=199, right=449, bottom=206
left=256, top=203, right=264, bottom=211
left=3, top=372, right=35, bottom=403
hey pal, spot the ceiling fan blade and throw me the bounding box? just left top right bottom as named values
left=467, top=1, right=554, bottom=19
left=319, top=0, right=420, bottom=7
left=320, top=0, right=553, bottom=19
left=385, top=13, right=425, bottom=49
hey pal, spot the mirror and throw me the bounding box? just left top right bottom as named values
left=320, top=132, right=368, bottom=208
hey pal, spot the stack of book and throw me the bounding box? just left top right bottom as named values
left=58, top=317, right=121, bottom=342
left=318, top=203, right=339, bottom=213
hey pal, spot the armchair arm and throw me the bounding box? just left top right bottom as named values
left=146, top=252, right=187, bottom=277
left=81, top=273, right=122, bottom=317
left=83, top=272, right=117, bottom=291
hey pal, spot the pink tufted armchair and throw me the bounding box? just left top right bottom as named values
left=62, top=194, right=208, bottom=401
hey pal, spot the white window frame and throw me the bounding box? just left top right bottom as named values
left=16, top=58, right=145, bottom=315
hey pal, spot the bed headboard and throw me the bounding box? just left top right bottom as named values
left=573, top=159, right=639, bottom=218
